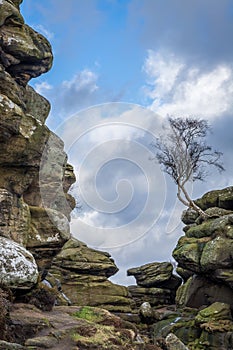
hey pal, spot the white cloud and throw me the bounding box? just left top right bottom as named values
left=57, top=104, right=167, bottom=252
left=143, top=50, right=184, bottom=104
left=34, top=81, right=53, bottom=96
left=62, top=69, right=98, bottom=93
left=143, top=50, right=233, bottom=119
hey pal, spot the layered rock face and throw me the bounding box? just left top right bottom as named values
left=0, top=0, right=131, bottom=315
left=152, top=187, right=233, bottom=350
left=174, top=186, right=233, bottom=310
left=2, top=2, right=233, bottom=349
left=0, top=0, right=72, bottom=289
left=48, top=238, right=132, bottom=312
left=127, top=262, right=181, bottom=310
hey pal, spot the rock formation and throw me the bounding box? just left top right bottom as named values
left=174, top=186, right=233, bottom=310
left=0, top=0, right=131, bottom=310
left=127, top=262, right=181, bottom=311
left=48, top=237, right=133, bottom=312
left=152, top=187, right=233, bottom=349
left=1, top=1, right=233, bottom=350
left=0, top=1, right=135, bottom=348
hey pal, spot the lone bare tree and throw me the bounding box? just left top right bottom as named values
left=154, top=116, right=224, bottom=217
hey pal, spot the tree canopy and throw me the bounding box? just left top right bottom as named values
left=154, top=116, right=224, bottom=216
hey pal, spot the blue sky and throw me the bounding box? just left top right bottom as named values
left=21, top=0, right=233, bottom=285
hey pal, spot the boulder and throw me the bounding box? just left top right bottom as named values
left=173, top=216, right=233, bottom=289
left=48, top=238, right=132, bottom=312
left=0, top=236, right=38, bottom=289
left=139, top=302, right=153, bottom=318
left=195, top=186, right=233, bottom=211
left=185, top=214, right=233, bottom=239
left=165, top=333, right=189, bottom=350
left=128, top=285, right=173, bottom=307
left=127, top=262, right=181, bottom=289
left=24, top=85, right=50, bottom=123
left=195, top=302, right=232, bottom=324
left=0, top=341, right=26, bottom=350
left=200, top=235, right=233, bottom=271
left=176, top=275, right=233, bottom=310
left=0, top=0, right=53, bottom=85
left=173, top=236, right=206, bottom=274
left=50, top=237, right=118, bottom=277
left=181, top=208, right=199, bottom=225
left=0, top=189, right=30, bottom=246
left=176, top=267, right=194, bottom=281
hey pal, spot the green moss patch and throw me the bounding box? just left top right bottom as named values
left=72, top=306, right=104, bottom=323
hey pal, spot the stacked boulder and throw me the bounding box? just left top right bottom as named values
left=152, top=187, right=233, bottom=349
left=0, top=0, right=131, bottom=316
left=48, top=237, right=132, bottom=312
left=127, top=262, right=182, bottom=310
left=173, top=186, right=233, bottom=310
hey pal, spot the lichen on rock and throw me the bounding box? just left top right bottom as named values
left=0, top=236, right=38, bottom=289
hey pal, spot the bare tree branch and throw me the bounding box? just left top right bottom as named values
left=153, top=116, right=225, bottom=218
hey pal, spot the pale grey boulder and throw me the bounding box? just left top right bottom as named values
left=0, top=236, right=38, bottom=289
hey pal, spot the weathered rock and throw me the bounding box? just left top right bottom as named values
left=200, top=235, right=233, bottom=271
left=15, top=282, right=58, bottom=311
left=26, top=206, right=70, bottom=271
left=127, top=262, right=181, bottom=316
left=175, top=267, right=194, bottom=282
left=0, top=288, right=10, bottom=342
left=128, top=285, right=173, bottom=307
left=152, top=312, right=194, bottom=344
left=9, top=303, right=137, bottom=349
left=204, top=206, right=233, bottom=218
left=127, top=262, right=181, bottom=290
left=0, top=236, right=38, bottom=289
left=51, top=237, right=118, bottom=277
left=146, top=187, right=233, bottom=348
left=181, top=208, right=199, bottom=225
left=174, top=219, right=233, bottom=289
left=0, top=0, right=53, bottom=85
left=0, top=64, right=25, bottom=108
left=0, top=189, right=30, bottom=245
left=195, top=186, right=233, bottom=210
left=176, top=276, right=233, bottom=310
left=63, top=163, right=76, bottom=192
left=152, top=305, right=233, bottom=350
left=0, top=0, right=24, bottom=27
left=139, top=302, right=153, bottom=318
left=28, top=206, right=70, bottom=247
left=0, top=2, right=153, bottom=349
left=48, top=238, right=132, bottom=312
left=0, top=341, right=26, bottom=350
left=0, top=110, right=51, bottom=166
left=185, top=214, right=233, bottom=239
left=197, top=330, right=233, bottom=350
left=173, top=236, right=207, bottom=273
left=24, top=85, right=50, bottom=123
left=165, top=333, right=189, bottom=350
left=211, top=268, right=233, bottom=288
left=195, top=302, right=232, bottom=324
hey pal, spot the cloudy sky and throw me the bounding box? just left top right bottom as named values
left=21, top=0, right=233, bottom=285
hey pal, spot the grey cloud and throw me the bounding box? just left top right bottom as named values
left=128, top=0, right=233, bottom=66
left=75, top=113, right=233, bottom=285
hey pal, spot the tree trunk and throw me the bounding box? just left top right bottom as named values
left=178, top=183, right=209, bottom=219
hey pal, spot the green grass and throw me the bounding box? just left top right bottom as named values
left=72, top=306, right=103, bottom=323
